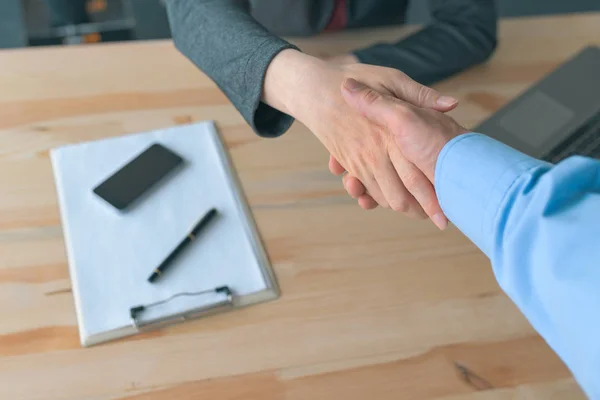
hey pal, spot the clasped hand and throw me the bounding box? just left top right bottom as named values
left=330, top=76, right=467, bottom=230
left=263, top=50, right=466, bottom=229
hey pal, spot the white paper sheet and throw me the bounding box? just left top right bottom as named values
left=51, top=122, right=269, bottom=344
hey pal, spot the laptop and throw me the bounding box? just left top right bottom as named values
left=475, top=46, right=600, bottom=163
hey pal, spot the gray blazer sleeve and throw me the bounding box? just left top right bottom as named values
left=163, top=0, right=299, bottom=137
left=353, top=0, right=498, bottom=85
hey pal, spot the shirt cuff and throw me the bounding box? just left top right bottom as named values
left=434, top=133, right=547, bottom=256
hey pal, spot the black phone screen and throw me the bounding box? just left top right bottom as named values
left=93, top=143, right=183, bottom=210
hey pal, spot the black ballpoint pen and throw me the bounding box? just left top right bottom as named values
left=148, top=208, right=218, bottom=283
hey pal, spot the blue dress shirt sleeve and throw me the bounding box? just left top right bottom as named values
left=435, top=133, right=600, bottom=398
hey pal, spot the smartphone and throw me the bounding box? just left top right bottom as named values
left=93, top=143, right=184, bottom=211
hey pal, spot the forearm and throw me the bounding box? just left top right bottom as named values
left=435, top=134, right=600, bottom=397
left=353, top=0, right=497, bottom=84
left=163, top=0, right=299, bottom=137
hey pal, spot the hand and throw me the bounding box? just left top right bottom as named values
left=263, top=50, right=458, bottom=224
left=336, top=78, right=468, bottom=221
left=324, top=53, right=359, bottom=66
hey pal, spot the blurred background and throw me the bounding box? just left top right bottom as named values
left=0, top=0, right=599, bottom=49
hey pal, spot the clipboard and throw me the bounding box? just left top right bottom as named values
left=51, top=121, right=279, bottom=346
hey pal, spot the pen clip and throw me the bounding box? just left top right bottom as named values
left=130, top=286, right=234, bottom=331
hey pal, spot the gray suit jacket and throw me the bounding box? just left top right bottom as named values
left=164, top=0, right=497, bottom=137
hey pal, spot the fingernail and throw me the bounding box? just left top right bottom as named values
left=344, top=78, right=366, bottom=92
left=431, top=213, right=448, bottom=231
left=437, top=96, right=458, bottom=108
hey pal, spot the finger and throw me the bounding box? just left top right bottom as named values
left=342, top=77, right=457, bottom=120
left=342, top=79, right=407, bottom=130
left=343, top=176, right=379, bottom=209
left=390, top=149, right=448, bottom=230
left=333, top=154, right=386, bottom=206
left=329, top=155, right=346, bottom=176
left=361, top=173, right=389, bottom=208
left=358, top=194, right=378, bottom=210
left=343, top=174, right=367, bottom=199
left=375, top=158, right=426, bottom=218
left=387, top=71, right=458, bottom=112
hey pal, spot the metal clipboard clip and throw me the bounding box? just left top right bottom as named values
left=129, top=286, right=234, bottom=331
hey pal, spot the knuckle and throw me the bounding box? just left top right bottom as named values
left=345, top=63, right=362, bottom=73
left=392, top=69, right=408, bottom=81
left=416, top=85, right=434, bottom=106
left=402, top=170, right=422, bottom=190
left=390, top=198, right=410, bottom=213
left=362, top=89, right=381, bottom=106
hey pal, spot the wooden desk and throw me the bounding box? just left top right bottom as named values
left=0, top=13, right=598, bottom=400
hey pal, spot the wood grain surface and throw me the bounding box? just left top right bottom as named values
left=1, top=13, right=598, bottom=400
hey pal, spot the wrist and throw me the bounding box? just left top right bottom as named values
left=325, top=53, right=360, bottom=66
left=262, top=49, right=326, bottom=119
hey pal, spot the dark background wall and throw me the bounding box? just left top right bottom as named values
left=0, top=0, right=598, bottom=49
left=408, top=0, right=600, bottom=23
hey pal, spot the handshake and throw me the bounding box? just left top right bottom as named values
left=263, top=50, right=468, bottom=230
left=329, top=74, right=467, bottom=230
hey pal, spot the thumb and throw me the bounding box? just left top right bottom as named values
left=387, top=73, right=458, bottom=112
left=341, top=78, right=405, bottom=128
